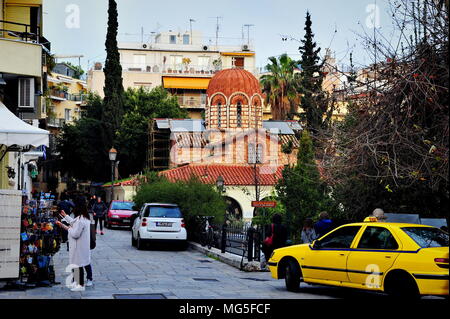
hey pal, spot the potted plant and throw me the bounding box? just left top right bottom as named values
left=212, top=58, right=222, bottom=71
left=182, top=57, right=191, bottom=73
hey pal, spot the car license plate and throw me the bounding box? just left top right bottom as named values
left=156, top=222, right=172, bottom=227
left=123, top=218, right=130, bottom=222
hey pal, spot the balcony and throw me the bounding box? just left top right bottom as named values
left=0, top=20, right=50, bottom=51
left=177, top=94, right=207, bottom=109
left=47, top=118, right=66, bottom=128
left=121, top=63, right=257, bottom=76
left=49, top=89, right=68, bottom=100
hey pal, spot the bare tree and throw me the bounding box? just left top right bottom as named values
left=323, top=0, right=449, bottom=218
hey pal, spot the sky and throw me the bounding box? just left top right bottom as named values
left=43, top=0, right=396, bottom=74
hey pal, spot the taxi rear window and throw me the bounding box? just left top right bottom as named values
left=402, top=227, right=449, bottom=248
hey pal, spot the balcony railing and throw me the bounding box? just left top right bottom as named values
left=0, top=20, right=51, bottom=51
left=120, top=63, right=257, bottom=76
left=49, top=89, right=68, bottom=100
left=47, top=118, right=66, bottom=128
left=177, top=94, right=207, bottom=108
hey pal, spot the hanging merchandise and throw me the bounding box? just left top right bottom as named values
left=17, top=199, right=62, bottom=288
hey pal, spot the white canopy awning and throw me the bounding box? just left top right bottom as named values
left=0, top=101, right=49, bottom=147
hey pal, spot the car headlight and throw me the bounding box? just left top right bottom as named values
left=112, top=215, right=120, bottom=219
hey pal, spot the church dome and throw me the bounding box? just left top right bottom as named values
left=207, top=68, right=262, bottom=99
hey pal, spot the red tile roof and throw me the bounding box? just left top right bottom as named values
left=207, top=68, right=262, bottom=98
left=160, top=164, right=284, bottom=186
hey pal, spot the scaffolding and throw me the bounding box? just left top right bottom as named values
left=147, top=119, right=171, bottom=171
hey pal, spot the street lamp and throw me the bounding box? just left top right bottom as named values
left=109, top=147, right=117, bottom=202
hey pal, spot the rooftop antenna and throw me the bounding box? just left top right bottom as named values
left=141, top=26, right=144, bottom=43
left=243, top=24, right=254, bottom=46
left=189, top=19, right=195, bottom=44
left=209, top=16, right=223, bottom=48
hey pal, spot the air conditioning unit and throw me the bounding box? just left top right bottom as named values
left=18, top=78, right=35, bottom=111
left=202, top=45, right=209, bottom=51
left=242, top=44, right=250, bottom=51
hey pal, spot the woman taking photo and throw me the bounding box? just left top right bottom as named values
left=56, top=203, right=91, bottom=292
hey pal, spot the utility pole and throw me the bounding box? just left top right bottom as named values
left=244, top=24, right=254, bottom=46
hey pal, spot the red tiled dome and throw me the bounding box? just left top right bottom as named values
left=207, top=68, right=262, bottom=98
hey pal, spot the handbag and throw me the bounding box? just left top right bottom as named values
left=263, top=224, right=275, bottom=246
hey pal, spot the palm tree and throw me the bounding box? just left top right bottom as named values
left=260, top=54, right=301, bottom=120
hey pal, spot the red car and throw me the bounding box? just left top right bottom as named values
left=105, top=200, right=138, bottom=229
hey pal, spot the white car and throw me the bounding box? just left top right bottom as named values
left=131, top=203, right=188, bottom=250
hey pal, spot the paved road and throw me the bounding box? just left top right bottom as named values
left=0, top=228, right=440, bottom=299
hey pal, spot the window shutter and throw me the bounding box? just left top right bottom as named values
left=18, top=78, right=35, bottom=109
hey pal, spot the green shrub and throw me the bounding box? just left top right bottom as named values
left=133, top=176, right=226, bottom=236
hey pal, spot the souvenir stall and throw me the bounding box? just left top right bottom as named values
left=17, top=198, right=61, bottom=287
left=0, top=101, right=50, bottom=285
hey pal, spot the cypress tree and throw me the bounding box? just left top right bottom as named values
left=102, top=0, right=124, bottom=150
left=298, top=11, right=327, bottom=134
left=276, top=130, right=330, bottom=241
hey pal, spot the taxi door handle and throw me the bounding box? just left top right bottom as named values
left=385, top=256, right=391, bottom=259
left=339, top=253, right=345, bottom=256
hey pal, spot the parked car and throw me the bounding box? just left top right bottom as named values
left=131, top=203, right=188, bottom=250
left=268, top=217, right=449, bottom=298
left=105, top=200, right=138, bottom=229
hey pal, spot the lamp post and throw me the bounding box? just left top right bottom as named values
left=216, top=175, right=227, bottom=253
left=108, top=147, right=117, bottom=202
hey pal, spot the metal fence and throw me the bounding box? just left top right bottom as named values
left=191, top=222, right=262, bottom=262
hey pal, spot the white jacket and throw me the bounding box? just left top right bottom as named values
left=64, top=215, right=91, bottom=267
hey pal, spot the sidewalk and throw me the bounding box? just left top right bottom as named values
left=188, top=241, right=267, bottom=272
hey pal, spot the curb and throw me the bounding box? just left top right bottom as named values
left=188, top=241, right=266, bottom=272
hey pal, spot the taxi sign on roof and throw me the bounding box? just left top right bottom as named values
left=364, top=216, right=378, bottom=222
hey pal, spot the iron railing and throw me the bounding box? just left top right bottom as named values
left=47, top=118, right=66, bottom=128
left=0, top=19, right=51, bottom=51
left=49, top=89, right=68, bottom=100
left=177, top=94, right=207, bottom=108
left=191, top=222, right=262, bottom=262
left=120, top=63, right=258, bottom=75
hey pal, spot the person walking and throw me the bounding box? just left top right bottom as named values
left=88, top=195, right=96, bottom=214
left=92, top=196, right=108, bottom=235
left=301, top=218, right=317, bottom=244
left=262, top=214, right=288, bottom=263
left=55, top=203, right=91, bottom=292
left=314, top=211, right=333, bottom=239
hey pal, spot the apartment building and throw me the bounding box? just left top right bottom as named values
left=88, top=30, right=257, bottom=119
left=0, top=0, right=50, bottom=190
left=46, top=63, right=87, bottom=132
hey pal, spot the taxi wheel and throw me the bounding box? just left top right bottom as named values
left=285, top=259, right=301, bottom=292
left=385, top=272, right=419, bottom=299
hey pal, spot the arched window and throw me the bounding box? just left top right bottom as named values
left=256, top=143, right=263, bottom=163
left=217, top=102, right=222, bottom=128
left=237, top=102, right=242, bottom=127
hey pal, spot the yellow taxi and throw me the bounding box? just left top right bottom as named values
left=268, top=217, right=449, bottom=297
